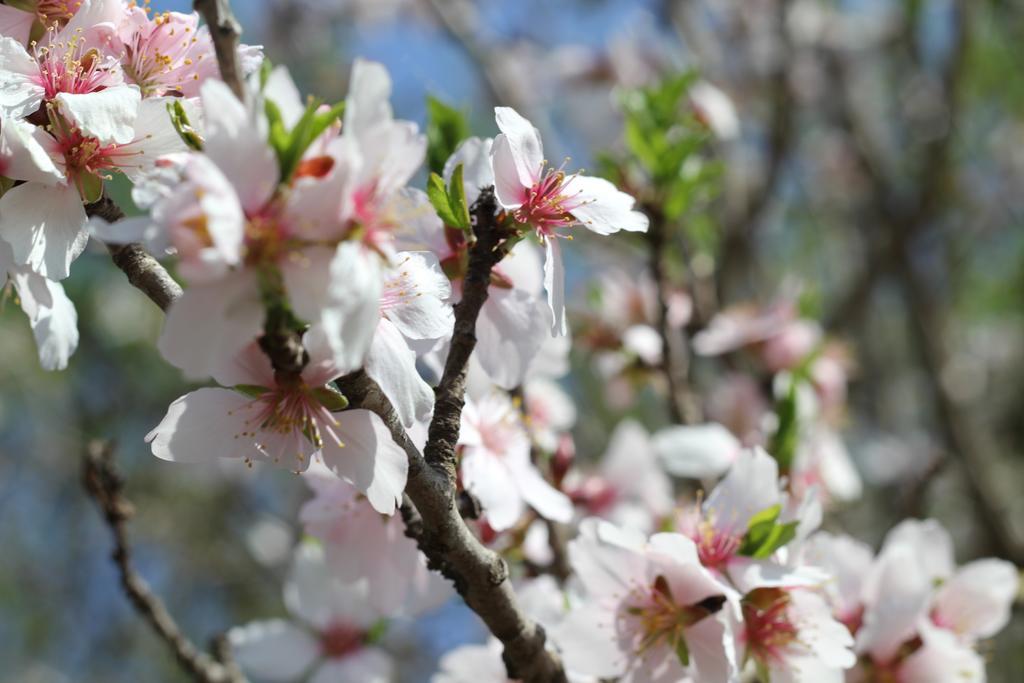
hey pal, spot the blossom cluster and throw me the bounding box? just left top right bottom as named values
left=5, top=3, right=1018, bottom=683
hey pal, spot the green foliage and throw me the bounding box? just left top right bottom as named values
left=167, top=100, right=203, bottom=151
left=265, top=98, right=345, bottom=183
left=426, top=95, right=471, bottom=175
left=768, top=379, right=801, bottom=474
left=738, top=504, right=799, bottom=558
left=427, top=164, right=472, bottom=232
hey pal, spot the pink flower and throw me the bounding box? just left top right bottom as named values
left=553, top=519, right=738, bottom=682
left=490, top=106, right=648, bottom=334
left=459, top=391, right=573, bottom=531
left=300, top=462, right=451, bottom=615
left=147, top=340, right=407, bottom=514
left=228, top=543, right=396, bottom=683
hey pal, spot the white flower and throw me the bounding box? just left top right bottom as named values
left=228, top=543, right=394, bottom=683
left=459, top=391, right=573, bottom=531
left=490, top=106, right=648, bottom=334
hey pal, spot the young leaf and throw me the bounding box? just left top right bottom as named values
left=167, top=100, right=203, bottom=151
left=426, top=95, right=470, bottom=175
left=447, top=163, right=472, bottom=230
left=427, top=172, right=460, bottom=227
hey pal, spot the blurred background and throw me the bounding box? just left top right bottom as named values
left=1, top=0, right=1022, bottom=680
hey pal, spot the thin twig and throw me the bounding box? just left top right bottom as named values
left=87, top=197, right=183, bottom=312
left=195, top=0, right=245, bottom=99
left=81, top=441, right=246, bottom=683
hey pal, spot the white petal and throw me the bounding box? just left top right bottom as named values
left=263, top=65, right=305, bottom=127
left=12, top=268, right=79, bottom=370
left=157, top=272, right=264, bottom=382
left=0, top=36, right=42, bottom=118
left=490, top=133, right=528, bottom=209
left=364, top=319, right=434, bottom=428
left=380, top=251, right=453, bottom=340
left=228, top=619, right=319, bottom=682
left=934, top=559, right=1019, bottom=640
left=601, top=419, right=675, bottom=516
left=474, top=288, right=548, bottom=390
left=0, top=6, right=35, bottom=46
left=552, top=604, right=624, bottom=677
left=653, top=423, right=742, bottom=479
left=54, top=86, right=141, bottom=145
left=493, top=106, right=543, bottom=187
left=566, top=175, right=649, bottom=235
left=705, top=447, right=780, bottom=535
left=513, top=461, right=574, bottom=523
left=344, top=59, right=394, bottom=138
left=308, top=649, right=393, bottom=683
left=200, top=79, right=279, bottom=213
left=543, top=237, right=566, bottom=336
left=442, top=136, right=494, bottom=205
left=0, top=116, right=65, bottom=185
left=317, top=242, right=383, bottom=373
left=116, top=97, right=198, bottom=181
left=319, top=409, right=408, bottom=515
left=146, top=388, right=262, bottom=463
left=461, top=448, right=525, bottom=531
left=0, top=182, right=87, bottom=280
left=686, top=612, right=740, bottom=683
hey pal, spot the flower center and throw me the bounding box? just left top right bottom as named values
left=742, top=588, right=800, bottom=664
left=319, top=622, right=364, bottom=659
left=122, top=11, right=208, bottom=97
left=691, top=519, right=743, bottom=571
left=623, top=576, right=723, bottom=660
left=36, top=0, right=80, bottom=27
left=514, top=167, right=581, bottom=235
left=33, top=27, right=121, bottom=99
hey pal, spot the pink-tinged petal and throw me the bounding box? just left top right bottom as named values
left=898, top=622, right=984, bottom=683
left=727, top=558, right=831, bottom=594
left=284, top=542, right=382, bottom=629
left=653, top=423, right=741, bottom=480
left=380, top=251, right=452, bottom=340
left=284, top=143, right=357, bottom=242
left=115, top=97, right=198, bottom=183
left=173, top=154, right=246, bottom=278
left=344, top=59, right=394, bottom=139
left=490, top=133, right=529, bottom=209
left=0, top=116, right=64, bottom=186
left=513, top=461, right=574, bottom=523
left=543, top=237, right=566, bottom=336
left=10, top=266, right=78, bottom=371
left=566, top=175, right=649, bottom=235
left=200, top=79, right=279, bottom=213
left=146, top=388, right=261, bottom=463
left=855, top=544, right=932, bottom=663
left=685, top=612, right=740, bottom=683
left=0, top=36, right=42, bottom=118
left=158, top=271, right=263, bottom=383
left=356, top=119, right=426, bottom=197
left=262, top=65, right=305, bottom=127
left=705, top=447, right=781, bottom=536
left=319, top=409, right=408, bottom=515
left=601, top=420, right=675, bottom=517
left=0, top=6, right=34, bottom=46
left=365, top=319, right=434, bottom=427
left=308, top=649, right=393, bottom=683
left=494, top=106, right=544, bottom=187
left=567, top=518, right=648, bottom=597
left=227, top=619, right=319, bottom=682
left=552, top=603, right=624, bottom=678
left=933, top=559, right=1018, bottom=640
left=461, top=447, right=526, bottom=531
left=474, top=288, right=549, bottom=389
left=879, top=518, right=956, bottom=584
left=54, top=86, right=141, bottom=145
left=319, top=242, right=383, bottom=373
left=0, top=182, right=88, bottom=280
left=442, top=136, right=495, bottom=206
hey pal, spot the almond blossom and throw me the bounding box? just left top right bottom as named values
left=553, top=518, right=738, bottom=683
left=490, top=106, right=649, bottom=334
left=228, top=543, right=396, bottom=683
left=146, top=340, right=407, bottom=514
left=458, top=391, right=573, bottom=531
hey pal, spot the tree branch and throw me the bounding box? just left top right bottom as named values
left=86, top=197, right=183, bottom=312
left=81, top=441, right=247, bottom=683
left=195, top=0, right=245, bottom=99
left=335, top=370, right=568, bottom=683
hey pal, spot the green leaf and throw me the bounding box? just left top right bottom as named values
left=426, top=95, right=470, bottom=175
left=311, top=385, right=349, bottom=412
left=447, top=164, right=472, bottom=230
left=674, top=637, right=690, bottom=667
left=167, top=100, right=203, bottom=151
left=751, top=521, right=799, bottom=559
left=768, top=379, right=801, bottom=473
left=264, top=98, right=345, bottom=183
left=738, top=504, right=782, bottom=556
left=425, top=172, right=462, bottom=228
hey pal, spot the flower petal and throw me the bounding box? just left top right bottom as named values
left=566, top=175, right=649, bottom=235
left=364, top=319, right=434, bottom=428
left=319, top=409, right=408, bottom=515
left=543, top=237, right=567, bottom=336
left=146, top=388, right=261, bottom=463
left=494, top=106, right=543, bottom=187
left=0, top=182, right=88, bottom=280
left=228, top=619, right=319, bottom=682
left=54, top=86, right=141, bottom=145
